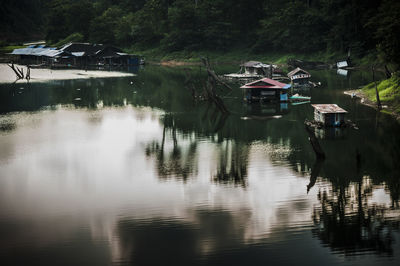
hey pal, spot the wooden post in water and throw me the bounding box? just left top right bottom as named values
left=26, top=65, right=31, bottom=82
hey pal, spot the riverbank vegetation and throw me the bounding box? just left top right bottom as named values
left=362, top=73, right=400, bottom=115
left=1, top=0, right=399, bottom=69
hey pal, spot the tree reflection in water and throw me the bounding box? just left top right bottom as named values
left=145, top=113, right=198, bottom=181
left=213, top=140, right=249, bottom=187
left=312, top=175, right=400, bottom=256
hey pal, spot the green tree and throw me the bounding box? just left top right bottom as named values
left=89, top=6, right=125, bottom=44
left=367, top=0, right=400, bottom=69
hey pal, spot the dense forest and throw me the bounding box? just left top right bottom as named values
left=1, top=0, right=399, bottom=67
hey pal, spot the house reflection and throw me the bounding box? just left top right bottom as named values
left=313, top=127, right=348, bottom=140
left=241, top=102, right=289, bottom=120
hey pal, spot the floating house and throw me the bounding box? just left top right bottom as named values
left=224, top=61, right=280, bottom=80
left=9, top=45, right=73, bottom=65
left=241, top=61, right=273, bottom=76
left=287, top=67, right=311, bottom=86
left=241, top=78, right=291, bottom=102
left=311, top=104, right=347, bottom=127
left=59, top=42, right=140, bottom=66
left=9, top=42, right=142, bottom=67
left=336, top=60, right=349, bottom=69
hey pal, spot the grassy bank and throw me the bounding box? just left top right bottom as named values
left=362, top=73, right=400, bottom=116
left=129, top=47, right=354, bottom=66
left=0, top=45, right=25, bottom=55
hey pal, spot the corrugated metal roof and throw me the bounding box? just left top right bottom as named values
left=240, top=78, right=291, bottom=89
left=11, top=43, right=126, bottom=59
left=287, top=67, right=311, bottom=78
left=337, top=61, right=348, bottom=68
left=240, top=61, right=274, bottom=68
left=10, top=47, right=69, bottom=57
left=311, top=104, right=347, bottom=114
left=10, top=47, right=50, bottom=55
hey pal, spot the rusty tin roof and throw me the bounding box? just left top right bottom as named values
left=311, top=104, right=347, bottom=114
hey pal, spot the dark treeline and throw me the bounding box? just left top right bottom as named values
left=1, top=0, right=399, bottom=67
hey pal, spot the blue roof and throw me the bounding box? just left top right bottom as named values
left=10, top=47, right=70, bottom=57
left=283, top=84, right=291, bottom=89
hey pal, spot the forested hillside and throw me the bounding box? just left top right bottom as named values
left=1, top=0, right=399, bottom=67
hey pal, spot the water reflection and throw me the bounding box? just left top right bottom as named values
left=313, top=177, right=400, bottom=256
left=145, top=113, right=198, bottom=181
left=213, top=140, right=249, bottom=187
left=0, top=66, right=399, bottom=265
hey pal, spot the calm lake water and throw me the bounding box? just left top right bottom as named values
left=0, top=65, right=399, bottom=266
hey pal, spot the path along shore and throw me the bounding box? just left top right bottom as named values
left=344, top=89, right=400, bottom=121
left=0, top=64, right=135, bottom=84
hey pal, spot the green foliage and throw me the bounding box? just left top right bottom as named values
left=362, top=73, right=400, bottom=113
left=0, top=45, right=26, bottom=55
left=52, top=33, right=84, bottom=47
left=89, top=6, right=125, bottom=44
left=2, top=0, right=400, bottom=68
left=366, top=0, right=400, bottom=68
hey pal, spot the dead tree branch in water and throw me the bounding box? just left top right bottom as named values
left=7, top=63, right=32, bottom=83
left=184, top=58, right=232, bottom=114
left=7, top=63, right=24, bottom=80
left=200, top=57, right=231, bottom=114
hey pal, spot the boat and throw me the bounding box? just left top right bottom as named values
left=289, top=93, right=311, bottom=101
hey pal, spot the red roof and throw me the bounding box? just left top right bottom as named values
left=240, top=78, right=290, bottom=89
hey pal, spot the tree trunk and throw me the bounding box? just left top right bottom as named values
left=372, top=65, right=382, bottom=110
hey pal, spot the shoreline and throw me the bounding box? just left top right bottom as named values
left=0, top=64, right=135, bottom=84
left=344, top=89, right=400, bottom=121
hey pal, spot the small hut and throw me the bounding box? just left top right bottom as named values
left=287, top=67, right=311, bottom=86
left=241, top=78, right=291, bottom=102
left=311, top=104, right=347, bottom=127
left=241, top=61, right=272, bottom=76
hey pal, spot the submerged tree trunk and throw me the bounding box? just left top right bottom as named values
left=305, top=124, right=326, bottom=159
left=201, top=57, right=232, bottom=114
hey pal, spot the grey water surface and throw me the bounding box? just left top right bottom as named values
left=0, top=66, right=399, bottom=266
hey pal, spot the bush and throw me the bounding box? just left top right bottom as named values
left=53, top=33, right=84, bottom=47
